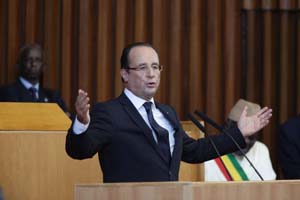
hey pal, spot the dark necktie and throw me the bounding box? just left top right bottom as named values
left=28, top=87, right=38, bottom=101
left=143, top=102, right=171, bottom=164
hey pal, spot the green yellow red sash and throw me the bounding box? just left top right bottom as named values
left=214, top=153, right=249, bottom=181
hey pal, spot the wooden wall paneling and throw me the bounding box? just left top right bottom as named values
left=114, top=0, right=128, bottom=97
left=134, top=0, right=147, bottom=41
left=280, top=0, right=296, bottom=9
left=279, top=11, right=296, bottom=122
left=43, top=0, right=61, bottom=89
left=297, top=12, right=300, bottom=114
left=261, top=10, right=278, bottom=170
left=187, top=0, right=204, bottom=113
left=243, top=0, right=260, bottom=9
left=245, top=11, right=261, bottom=102
left=262, top=0, right=278, bottom=9
left=152, top=0, right=167, bottom=103
left=223, top=0, right=241, bottom=118
left=168, top=0, right=184, bottom=117
left=206, top=0, right=223, bottom=123
left=0, top=0, right=8, bottom=85
left=77, top=0, right=95, bottom=101
left=7, top=0, right=22, bottom=83
left=24, top=0, right=39, bottom=43
left=96, top=0, right=113, bottom=101
left=61, top=0, right=73, bottom=108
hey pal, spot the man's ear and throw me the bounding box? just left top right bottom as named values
left=120, top=69, right=129, bottom=83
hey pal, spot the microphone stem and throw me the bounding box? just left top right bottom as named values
left=194, top=111, right=264, bottom=181
left=188, top=114, right=234, bottom=181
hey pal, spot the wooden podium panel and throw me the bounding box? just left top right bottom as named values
left=180, top=121, right=204, bottom=181
left=75, top=180, right=300, bottom=200
left=0, top=103, right=101, bottom=200
left=0, top=131, right=101, bottom=200
left=189, top=181, right=300, bottom=200
left=0, top=103, right=71, bottom=131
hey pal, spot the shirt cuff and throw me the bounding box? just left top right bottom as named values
left=72, top=117, right=89, bottom=135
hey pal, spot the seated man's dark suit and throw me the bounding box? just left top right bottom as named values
left=0, top=79, right=67, bottom=112
left=278, top=116, right=300, bottom=179
left=66, top=92, right=246, bottom=183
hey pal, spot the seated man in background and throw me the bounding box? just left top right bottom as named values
left=0, top=44, right=68, bottom=113
left=205, top=99, right=276, bottom=181
left=278, top=115, right=300, bottom=179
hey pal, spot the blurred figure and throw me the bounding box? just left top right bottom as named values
left=278, top=115, right=300, bottom=179
left=205, top=99, right=276, bottom=181
left=0, top=44, right=68, bottom=113
left=0, top=187, right=4, bottom=200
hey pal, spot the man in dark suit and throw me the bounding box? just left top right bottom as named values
left=278, top=115, right=300, bottom=179
left=0, top=44, right=68, bottom=112
left=65, top=42, right=272, bottom=183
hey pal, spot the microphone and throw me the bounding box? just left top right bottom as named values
left=187, top=113, right=233, bottom=181
left=194, top=110, right=264, bottom=181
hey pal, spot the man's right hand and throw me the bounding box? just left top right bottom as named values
left=75, top=89, right=90, bottom=124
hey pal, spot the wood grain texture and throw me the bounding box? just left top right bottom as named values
left=0, top=103, right=71, bottom=131
left=75, top=180, right=300, bottom=200
left=0, top=131, right=101, bottom=200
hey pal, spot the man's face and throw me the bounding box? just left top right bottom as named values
left=20, top=48, right=44, bottom=83
left=121, top=46, right=161, bottom=100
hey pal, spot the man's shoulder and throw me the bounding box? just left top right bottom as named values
left=280, top=116, right=300, bottom=132
left=252, top=141, right=269, bottom=153
left=0, top=81, right=20, bottom=91
left=155, top=101, right=176, bottom=112
left=91, top=96, right=121, bottom=110
left=41, top=87, right=60, bottom=96
left=0, top=81, right=22, bottom=101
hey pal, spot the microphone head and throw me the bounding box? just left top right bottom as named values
left=228, top=99, right=261, bottom=122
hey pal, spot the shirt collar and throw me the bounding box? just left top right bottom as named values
left=124, top=88, right=156, bottom=110
left=19, top=77, right=40, bottom=90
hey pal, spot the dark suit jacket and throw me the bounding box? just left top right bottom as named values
left=278, top=116, right=300, bottom=179
left=0, top=79, right=67, bottom=112
left=66, top=92, right=245, bottom=183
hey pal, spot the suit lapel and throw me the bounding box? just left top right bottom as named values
left=15, top=80, right=34, bottom=101
left=118, top=93, right=170, bottom=165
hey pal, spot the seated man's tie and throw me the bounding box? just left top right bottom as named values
left=143, top=102, right=171, bottom=164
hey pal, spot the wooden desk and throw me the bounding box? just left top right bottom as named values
left=75, top=180, right=300, bottom=200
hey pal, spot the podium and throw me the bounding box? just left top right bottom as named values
left=0, top=103, right=204, bottom=200
left=75, top=181, right=300, bottom=200
left=0, top=103, right=101, bottom=200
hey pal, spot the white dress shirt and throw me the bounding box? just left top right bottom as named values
left=72, top=88, right=176, bottom=154
left=19, top=76, right=39, bottom=98
left=204, top=141, right=277, bottom=181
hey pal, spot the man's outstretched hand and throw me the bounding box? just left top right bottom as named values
left=238, top=106, right=272, bottom=137
left=75, top=89, right=90, bottom=124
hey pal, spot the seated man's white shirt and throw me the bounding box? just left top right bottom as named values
left=204, top=141, right=276, bottom=181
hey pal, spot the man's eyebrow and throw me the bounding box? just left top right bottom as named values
left=137, top=63, right=147, bottom=66
left=137, top=62, right=159, bottom=66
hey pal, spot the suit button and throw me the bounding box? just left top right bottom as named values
left=169, top=171, right=172, bottom=176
